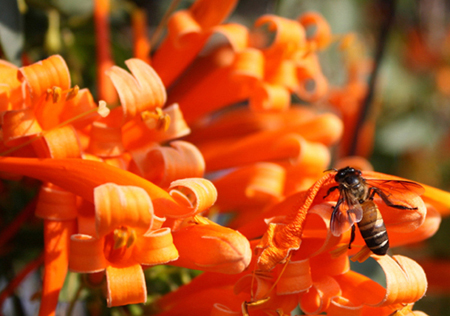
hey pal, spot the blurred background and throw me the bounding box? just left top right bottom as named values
left=1, top=0, right=450, bottom=314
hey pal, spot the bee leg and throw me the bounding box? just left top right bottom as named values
left=371, top=187, right=418, bottom=210
left=348, top=224, right=356, bottom=249
left=324, top=186, right=339, bottom=199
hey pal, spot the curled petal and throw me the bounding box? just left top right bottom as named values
left=327, top=296, right=362, bottom=316
left=133, top=227, right=179, bottom=265
left=169, top=178, right=217, bottom=217
left=94, top=183, right=154, bottom=238
left=2, top=108, right=42, bottom=146
left=249, top=83, right=290, bottom=111
left=106, top=264, right=147, bottom=307
left=299, top=275, right=341, bottom=314
left=35, top=183, right=77, bottom=220
left=295, top=54, right=329, bottom=102
left=276, top=258, right=313, bottom=294
left=134, top=140, right=205, bottom=188
left=171, top=223, right=251, bottom=273
left=231, top=48, right=264, bottom=80
left=69, top=234, right=108, bottom=273
left=213, top=23, right=249, bottom=52
left=372, top=255, right=427, bottom=307
left=18, top=55, right=71, bottom=102
left=298, top=12, right=332, bottom=49
left=335, top=255, right=427, bottom=307
left=265, top=60, right=299, bottom=91
left=234, top=273, right=272, bottom=301
left=33, top=125, right=81, bottom=159
left=255, top=15, right=306, bottom=61
left=105, top=59, right=166, bottom=124
left=0, top=60, right=25, bottom=110
left=87, top=122, right=124, bottom=157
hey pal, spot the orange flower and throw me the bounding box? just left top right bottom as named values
left=155, top=165, right=445, bottom=315
left=70, top=183, right=178, bottom=306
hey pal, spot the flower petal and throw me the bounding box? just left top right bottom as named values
left=87, top=122, right=124, bottom=157
left=213, top=163, right=285, bottom=211
left=168, top=178, right=217, bottom=217
left=299, top=275, right=341, bottom=314
left=33, top=125, right=81, bottom=159
left=171, top=222, right=251, bottom=273
left=94, top=183, right=154, bottom=238
left=2, top=108, right=42, bottom=146
left=255, top=15, right=306, bottom=61
left=132, top=140, right=205, bottom=188
left=298, top=12, right=332, bottom=49
left=105, top=59, right=166, bottom=124
left=35, top=183, right=77, bottom=220
left=0, top=157, right=198, bottom=218
left=152, top=0, right=238, bottom=87
left=133, top=227, right=179, bottom=265
left=105, top=263, right=147, bottom=307
left=276, top=258, right=313, bottom=294
left=249, top=82, right=290, bottom=111
left=372, top=255, right=427, bottom=307
left=40, top=219, right=77, bottom=316
left=18, top=55, right=71, bottom=102
left=69, top=234, right=108, bottom=273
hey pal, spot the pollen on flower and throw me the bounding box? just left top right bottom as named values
left=65, top=85, right=80, bottom=101
left=104, top=226, right=137, bottom=263
left=46, top=86, right=62, bottom=103
left=141, top=107, right=171, bottom=131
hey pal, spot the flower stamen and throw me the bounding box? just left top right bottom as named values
left=141, top=108, right=171, bottom=131
left=104, top=226, right=137, bottom=263
left=46, top=85, right=80, bottom=103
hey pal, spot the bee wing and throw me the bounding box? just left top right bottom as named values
left=330, top=190, right=363, bottom=237
left=364, top=179, right=425, bottom=202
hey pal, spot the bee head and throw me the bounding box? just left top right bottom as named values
left=334, top=167, right=362, bottom=186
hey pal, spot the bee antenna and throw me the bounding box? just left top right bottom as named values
left=323, top=168, right=338, bottom=174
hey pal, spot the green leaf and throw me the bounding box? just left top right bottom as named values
left=0, top=0, right=24, bottom=66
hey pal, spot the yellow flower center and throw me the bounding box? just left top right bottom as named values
left=104, top=226, right=137, bottom=264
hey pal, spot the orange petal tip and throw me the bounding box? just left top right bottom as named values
left=172, top=223, right=251, bottom=274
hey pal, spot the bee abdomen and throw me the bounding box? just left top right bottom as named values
left=358, top=201, right=389, bottom=255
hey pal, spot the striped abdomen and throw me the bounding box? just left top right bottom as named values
left=357, top=200, right=389, bottom=255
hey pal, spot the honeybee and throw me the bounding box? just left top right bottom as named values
left=324, top=167, right=424, bottom=255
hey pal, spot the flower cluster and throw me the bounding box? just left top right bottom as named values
left=0, top=0, right=449, bottom=316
